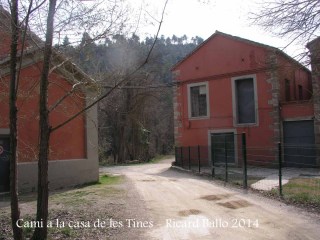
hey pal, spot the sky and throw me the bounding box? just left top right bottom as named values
left=127, top=0, right=308, bottom=60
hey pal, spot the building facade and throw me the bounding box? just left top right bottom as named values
left=0, top=7, right=99, bottom=193
left=172, top=31, right=319, bottom=167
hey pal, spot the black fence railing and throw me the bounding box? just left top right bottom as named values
left=174, top=133, right=320, bottom=206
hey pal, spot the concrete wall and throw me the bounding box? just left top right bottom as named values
left=18, top=158, right=97, bottom=193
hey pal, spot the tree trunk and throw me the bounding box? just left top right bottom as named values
left=31, top=0, right=56, bottom=239
left=118, top=126, right=125, bottom=163
left=9, top=1, right=23, bottom=239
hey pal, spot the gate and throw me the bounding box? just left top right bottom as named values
left=211, top=132, right=235, bottom=165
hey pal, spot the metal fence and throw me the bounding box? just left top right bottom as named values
left=174, top=133, right=320, bottom=206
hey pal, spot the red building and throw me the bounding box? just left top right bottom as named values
left=172, top=31, right=320, bottom=167
left=0, top=7, right=99, bottom=192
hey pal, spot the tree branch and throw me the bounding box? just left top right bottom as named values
left=51, top=0, right=169, bottom=132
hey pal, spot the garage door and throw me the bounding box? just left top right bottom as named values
left=283, top=120, right=316, bottom=167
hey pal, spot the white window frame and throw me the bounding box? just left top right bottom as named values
left=187, top=82, right=210, bottom=120
left=231, top=74, right=259, bottom=126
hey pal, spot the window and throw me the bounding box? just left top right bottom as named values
left=232, top=75, right=257, bottom=125
left=188, top=82, right=209, bottom=118
left=298, top=85, right=303, bottom=100
left=285, top=79, right=291, bottom=101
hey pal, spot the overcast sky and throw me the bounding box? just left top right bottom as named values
left=128, top=0, right=308, bottom=60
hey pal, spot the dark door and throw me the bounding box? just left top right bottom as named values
left=211, top=132, right=235, bottom=165
left=0, top=136, right=10, bottom=192
left=235, top=78, right=255, bottom=124
left=283, top=120, right=316, bottom=167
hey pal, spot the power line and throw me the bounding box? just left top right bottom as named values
left=102, top=83, right=177, bottom=89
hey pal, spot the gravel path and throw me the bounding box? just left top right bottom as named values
left=0, top=175, right=150, bottom=239
left=101, top=158, right=320, bottom=240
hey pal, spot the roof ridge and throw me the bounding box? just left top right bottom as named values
left=214, top=30, right=277, bottom=51
left=0, top=6, right=95, bottom=84
left=171, top=30, right=309, bottom=72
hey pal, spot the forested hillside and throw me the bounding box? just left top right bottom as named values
left=57, top=34, right=203, bottom=163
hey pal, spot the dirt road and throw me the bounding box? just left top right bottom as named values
left=101, top=158, right=320, bottom=240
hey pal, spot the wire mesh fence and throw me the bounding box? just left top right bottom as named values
left=174, top=133, right=320, bottom=206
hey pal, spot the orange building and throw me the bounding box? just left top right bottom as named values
left=0, top=7, right=99, bottom=192
left=172, top=31, right=320, bottom=167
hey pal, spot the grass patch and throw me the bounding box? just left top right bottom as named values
left=98, top=174, right=122, bottom=185
left=60, top=226, right=73, bottom=237
left=1, top=175, right=122, bottom=206
left=19, top=215, right=37, bottom=238
left=282, top=178, right=320, bottom=205
left=50, top=175, right=122, bottom=206
left=22, top=225, right=34, bottom=239
left=52, top=191, right=90, bottom=207
left=0, top=174, right=126, bottom=239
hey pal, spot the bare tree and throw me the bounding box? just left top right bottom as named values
left=31, top=0, right=57, bottom=238
left=2, top=0, right=169, bottom=239
left=99, top=75, right=170, bottom=163
left=251, top=0, right=320, bottom=44
left=95, top=34, right=176, bottom=164
left=8, top=1, right=23, bottom=240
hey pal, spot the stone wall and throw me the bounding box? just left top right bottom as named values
left=172, top=70, right=183, bottom=147
left=307, top=38, right=320, bottom=165
left=266, top=50, right=281, bottom=161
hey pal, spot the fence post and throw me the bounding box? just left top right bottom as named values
left=242, top=133, right=247, bottom=189
left=225, top=135, right=228, bottom=183
left=198, top=145, right=201, bottom=173
left=211, top=143, right=215, bottom=178
left=278, top=142, right=283, bottom=197
left=181, top=147, right=183, bottom=168
left=188, top=146, right=191, bottom=170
